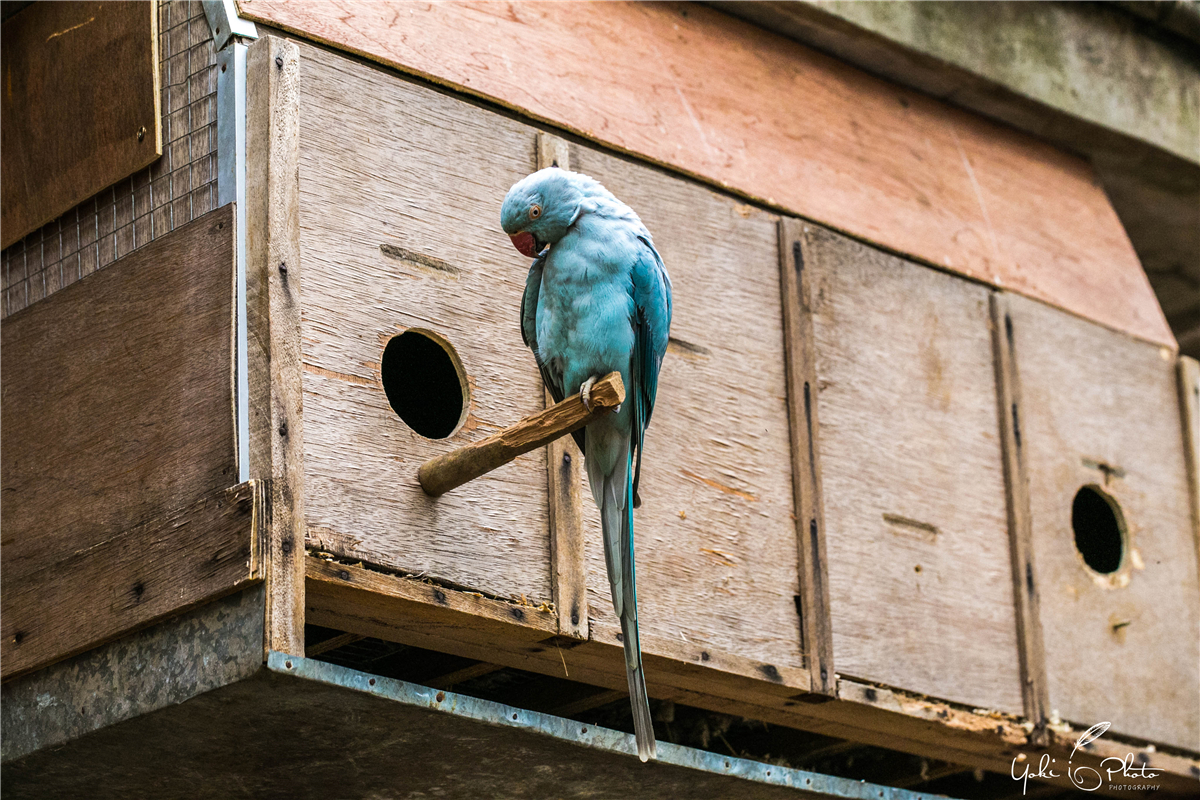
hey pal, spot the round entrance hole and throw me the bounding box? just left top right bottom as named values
left=1071, top=485, right=1125, bottom=575
left=381, top=329, right=468, bottom=439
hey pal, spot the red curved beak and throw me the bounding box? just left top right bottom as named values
left=509, top=231, right=539, bottom=258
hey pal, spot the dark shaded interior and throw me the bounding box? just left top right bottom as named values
left=380, top=330, right=465, bottom=439
left=1072, top=486, right=1125, bottom=574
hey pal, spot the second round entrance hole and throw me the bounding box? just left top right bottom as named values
left=1071, top=485, right=1125, bottom=575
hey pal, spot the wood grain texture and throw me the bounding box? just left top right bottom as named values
left=564, top=142, right=801, bottom=673
left=777, top=218, right=835, bottom=696
left=989, top=293, right=1050, bottom=737
left=246, top=36, right=306, bottom=658
left=1, top=205, right=236, bottom=580
left=236, top=0, right=1172, bottom=350
left=418, top=371, right=624, bottom=497
left=801, top=224, right=1024, bottom=714
left=1007, top=293, right=1200, bottom=750
left=1, top=482, right=260, bottom=682
left=538, top=132, right=588, bottom=641
left=1, top=1, right=162, bottom=248
left=295, top=42, right=552, bottom=603
left=306, top=558, right=558, bottom=646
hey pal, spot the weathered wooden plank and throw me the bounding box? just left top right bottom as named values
left=777, top=218, right=835, bottom=697
left=1178, top=356, right=1200, bottom=572
left=305, top=558, right=809, bottom=707
left=1, top=482, right=260, bottom=682
left=305, top=557, right=558, bottom=649
left=538, top=132, right=589, bottom=641
left=419, top=372, right=624, bottom=497
left=1, top=1, right=162, bottom=248
left=236, top=0, right=1172, bottom=349
left=989, top=293, right=1050, bottom=738
left=562, top=142, right=801, bottom=673
left=800, top=224, right=1024, bottom=714
left=1, top=205, right=236, bottom=580
left=1006, top=292, right=1200, bottom=750
left=246, top=36, right=306, bottom=658
left=295, top=42, right=552, bottom=603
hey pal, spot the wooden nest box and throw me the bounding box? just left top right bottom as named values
left=2, top=4, right=1198, bottom=796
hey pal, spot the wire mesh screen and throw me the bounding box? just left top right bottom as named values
left=2, top=0, right=219, bottom=319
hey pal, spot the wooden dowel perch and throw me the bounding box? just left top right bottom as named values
left=418, top=372, right=625, bottom=497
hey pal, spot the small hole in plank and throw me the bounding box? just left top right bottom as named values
left=1072, top=485, right=1126, bottom=575
left=381, top=329, right=469, bottom=439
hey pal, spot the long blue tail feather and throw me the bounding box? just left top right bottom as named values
left=597, top=447, right=655, bottom=762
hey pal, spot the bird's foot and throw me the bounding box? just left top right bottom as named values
left=579, top=376, right=597, bottom=412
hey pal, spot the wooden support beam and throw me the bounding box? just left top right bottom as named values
left=418, top=371, right=624, bottom=497
left=777, top=218, right=835, bottom=696
left=246, top=35, right=306, bottom=659
left=1, top=482, right=262, bottom=682
left=537, top=132, right=590, bottom=642
left=988, top=293, right=1049, bottom=741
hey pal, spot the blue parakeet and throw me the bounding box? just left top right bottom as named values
left=501, top=168, right=672, bottom=762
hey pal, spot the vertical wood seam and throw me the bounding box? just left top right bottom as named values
left=1177, top=356, right=1200, bottom=570
left=537, top=132, right=588, bottom=640
left=246, top=36, right=306, bottom=659
left=989, top=292, right=1049, bottom=740
left=778, top=218, right=835, bottom=695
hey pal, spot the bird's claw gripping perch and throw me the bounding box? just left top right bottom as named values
left=579, top=376, right=597, bottom=413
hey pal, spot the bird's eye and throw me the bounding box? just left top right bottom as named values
left=529, top=205, right=542, bottom=220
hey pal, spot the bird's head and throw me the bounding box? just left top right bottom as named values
left=500, top=168, right=591, bottom=258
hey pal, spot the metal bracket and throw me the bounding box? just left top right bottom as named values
left=202, top=0, right=257, bottom=51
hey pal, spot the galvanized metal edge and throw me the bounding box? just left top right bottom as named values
left=216, top=43, right=251, bottom=483
left=201, top=0, right=258, bottom=51
left=267, top=652, right=954, bottom=800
